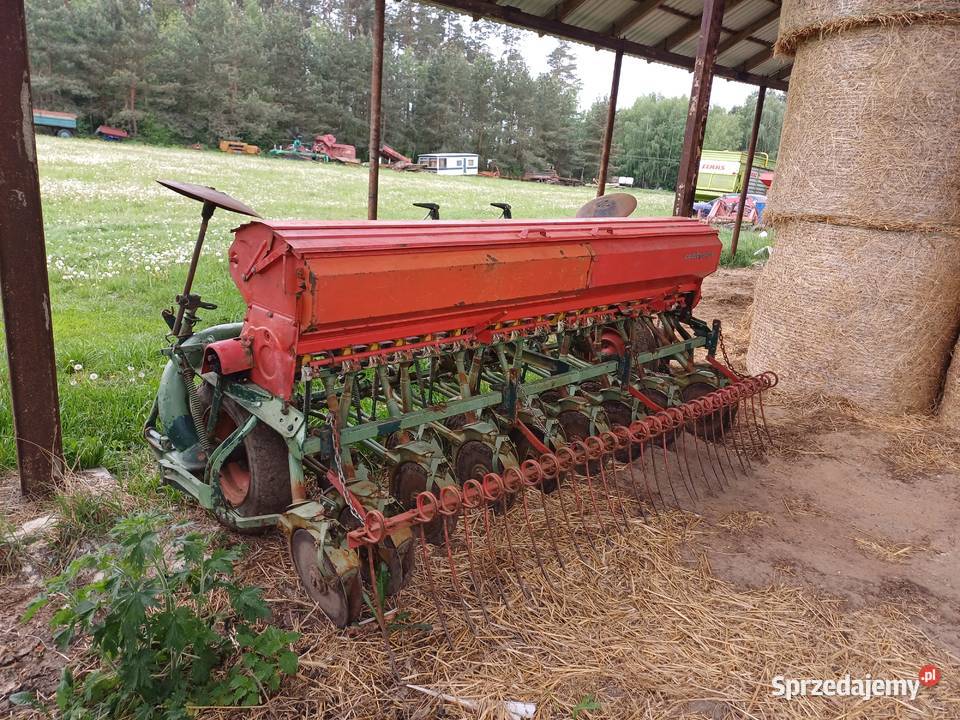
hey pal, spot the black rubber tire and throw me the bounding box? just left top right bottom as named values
left=199, top=385, right=292, bottom=533
left=390, top=462, right=456, bottom=544
left=682, top=381, right=736, bottom=441
left=637, top=388, right=676, bottom=450
left=557, top=410, right=600, bottom=474
left=601, top=400, right=633, bottom=462
left=510, top=424, right=561, bottom=494
left=454, top=440, right=516, bottom=513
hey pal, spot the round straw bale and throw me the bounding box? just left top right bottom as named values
left=747, top=220, right=960, bottom=414
left=775, top=0, right=960, bottom=55
left=765, top=21, right=960, bottom=234
left=939, top=342, right=960, bottom=429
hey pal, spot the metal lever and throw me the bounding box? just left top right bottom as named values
left=413, top=202, right=440, bottom=220
left=491, top=202, right=512, bottom=219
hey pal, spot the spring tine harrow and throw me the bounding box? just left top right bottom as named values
left=687, top=400, right=722, bottom=492
left=457, top=481, right=496, bottom=630
left=696, top=398, right=730, bottom=491
left=415, top=521, right=455, bottom=647
left=544, top=453, right=594, bottom=570
left=486, top=473, right=535, bottom=603
left=587, top=436, right=629, bottom=531
left=342, top=372, right=778, bottom=645
left=477, top=499, right=513, bottom=608
left=612, top=427, right=648, bottom=517
left=440, top=486, right=481, bottom=635
left=507, top=467, right=555, bottom=591
left=665, top=407, right=700, bottom=502
left=523, top=459, right=567, bottom=570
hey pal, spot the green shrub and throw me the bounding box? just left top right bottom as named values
left=26, top=513, right=299, bottom=719
left=48, top=489, right=126, bottom=570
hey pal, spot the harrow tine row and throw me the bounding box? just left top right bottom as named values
left=348, top=372, right=778, bottom=644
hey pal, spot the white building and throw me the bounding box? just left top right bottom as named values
left=417, top=152, right=479, bottom=176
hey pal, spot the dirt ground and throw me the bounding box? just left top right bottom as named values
left=2, top=266, right=959, bottom=718
left=699, top=267, right=960, bottom=656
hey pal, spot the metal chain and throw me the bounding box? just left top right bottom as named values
left=718, top=327, right=743, bottom=379
left=327, top=408, right=365, bottom=525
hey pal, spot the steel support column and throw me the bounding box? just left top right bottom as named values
left=0, top=0, right=64, bottom=497
left=673, top=0, right=725, bottom=217
left=730, top=85, right=765, bottom=258
left=367, top=0, right=386, bottom=220
left=596, top=49, right=623, bottom=198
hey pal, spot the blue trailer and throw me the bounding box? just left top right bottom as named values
left=33, top=109, right=78, bottom=138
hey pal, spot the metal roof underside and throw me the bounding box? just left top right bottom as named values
left=423, top=0, right=791, bottom=90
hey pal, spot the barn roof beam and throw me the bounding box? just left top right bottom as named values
left=716, top=6, right=781, bottom=56
left=659, top=0, right=750, bottom=50
left=740, top=45, right=773, bottom=71
left=421, top=0, right=789, bottom=90
left=608, top=0, right=664, bottom=37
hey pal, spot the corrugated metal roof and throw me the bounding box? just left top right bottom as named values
left=623, top=9, right=689, bottom=46
left=426, top=0, right=791, bottom=89
left=567, top=0, right=636, bottom=34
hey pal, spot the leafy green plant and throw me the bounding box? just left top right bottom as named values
left=571, top=693, right=602, bottom=719
left=49, top=488, right=125, bottom=570
left=25, top=513, right=298, bottom=719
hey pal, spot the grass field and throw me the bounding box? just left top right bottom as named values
left=0, top=137, right=771, bottom=474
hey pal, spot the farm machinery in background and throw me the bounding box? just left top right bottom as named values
left=32, top=109, right=78, bottom=138
left=379, top=144, right=424, bottom=172
left=522, top=167, right=583, bottom=186
left=219, top=139, right=261, bottom=155
left=145, top=182, right=776, bottom=639
left=269, top=133, right=359, bottom=164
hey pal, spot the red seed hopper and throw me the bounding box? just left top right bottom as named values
left=148, top=184, right=776, bottom=639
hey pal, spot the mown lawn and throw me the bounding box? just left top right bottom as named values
left=0, top=137, right=770, bottom=473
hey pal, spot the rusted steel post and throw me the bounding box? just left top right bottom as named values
left=0, top=0, right=64, bottom=497
left=730, top=85, right=766, bottom=258
left=367, top=0, right=386, bottom=220
left=596, top=49, right=623, bottom=198
left=673, top=0, right=726, bottom=217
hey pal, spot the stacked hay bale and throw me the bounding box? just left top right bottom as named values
left=746, top=1, right=960, bottom=416
left=942, top=354, right=960, bottom=428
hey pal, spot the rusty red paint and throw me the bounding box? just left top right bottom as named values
left=226, top=217, right=720, bottom=398
left=0, top=0, right=64, bottom=497
left=673, top=0, right=726, bottom=218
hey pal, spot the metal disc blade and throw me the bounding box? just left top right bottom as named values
left=575, top=193, right=638, bottom=218
left=157, top=179, right=261, bottom=217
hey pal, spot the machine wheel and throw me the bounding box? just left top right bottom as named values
left=601, top=400, right=633, bottom=462
left=200, top=386, right=292, bottom=532
left=454, top=440, right=515, bottom=513
left=682, top=382, right=735, bottom=441
left=510, top=424, right=560, bottom=493
left=636, top=387, right=676, bottom=449
left=56, top=129, right=74, bottom=138
left=390, top=461, right=456, bottom=544
left=361, top=534, right=417, bottom=596
left=556, top=410, right=600, bottom=474
left=291, top=529, right=363, bottom=627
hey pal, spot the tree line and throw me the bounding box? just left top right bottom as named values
left=26, top=0, right=784, bottom=188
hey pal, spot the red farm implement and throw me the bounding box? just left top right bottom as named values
left=145, top=181, right=775, bottom=640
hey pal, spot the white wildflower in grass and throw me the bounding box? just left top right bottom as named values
left=73, top=363, right=83, bottom=371
left=138, top=372, right=146, bottom=378
left=127, top=366, right=135, bottom=372
left=89, top=373, right=99, bottom=381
